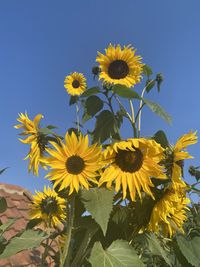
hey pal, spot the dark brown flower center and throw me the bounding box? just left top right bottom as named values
left=66, top=155, right=85, bottom=174
left=40, top=196, right=58, bottom=215
left=115, top=149, right=143, bottom=172
left=72, top=79, right=80, bottom=88
left=108, top=60, right=129, bottom=79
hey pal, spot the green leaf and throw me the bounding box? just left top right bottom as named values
left=143, top=64, right=153, bottom=77
left=0, top=218, right=17, bottom=234
left=113, top=84, right=141, bottom=99
left=88, top=240, right=145, bottom=267
left=0, top=229, right=48, bottom=259
left=0, top=168, right=8, bottom=175
left=82, top=95, right=104, bottom=123
left=81, top=87, right=100, bottom=97
left=176, top=235, right=200, bottom=267
left=146, top=79, right=156, bottom=93
left=0, top=198, right=7, bottom=213
left=143, top=98, right=172, bottom=124
left=146, top=233, right=172, bottom=266
left=71, top=217, right=99, bottom=267
left=81, top=188, right=114, bottom=235
left=38, top=127, right=53, bottom=135
left=153, top=130, right=169, bottom=148
left=69, top=95, right=78, bottom=105
left=92, top=110, right=117, bottom=143
left=46, top=125, right=58, bottom=130
left=26, top=219, right=43, bottom=229
left=112, top=207, right=128, bottom=225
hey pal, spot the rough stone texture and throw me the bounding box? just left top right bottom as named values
left=0, top=183, right=55, bottom=267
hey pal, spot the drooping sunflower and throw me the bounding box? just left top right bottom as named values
left=166, top=131, right=198, bottom=187
left=14, top=112, right=47, bottom=176
left=64, top=72, right=86, bottom=96
left=96, top=44, right=144, bottom=88
left=45, top=132, right=102, bottom=194
left=99, top=138, right=167, bottom=201
left=30, top=186, right=66, bottom=227
left=147, top=184, right=190, bottom=237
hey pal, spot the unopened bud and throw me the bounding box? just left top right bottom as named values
left=156, top=73, right=164, bottom=92
left=92, top=66, right=101, bottom=76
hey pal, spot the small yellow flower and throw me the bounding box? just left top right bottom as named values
left=15, top=112, right=47, bottom=176
left=64, top=72, right=86, bottom=96
left=148, top=184, right=190, bottom=237
left=45, top=132, right=102, bottom=194
left=99, top=138, right=166, bottom=201
left=96, top=44, right=143, bottom=88
left=30, top=186, right=66, bottom=227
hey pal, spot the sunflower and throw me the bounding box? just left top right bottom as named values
left=99, top=138, right=166, bottom=201
left=14, top=112, right=47, bottom=176
left=64, top=72, right=86, bottom=96
left=45, top=132, right=102, bottom=194
left=167, top=131, right=198, bottom=187
left=30, top=186, right=66, bottom=227
left=96, top=44, right=144, bottom=88
left=147, top=184, right=190, bottom=237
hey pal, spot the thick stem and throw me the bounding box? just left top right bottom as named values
left=129, top=100, right=135, bottom=124
left=115, top=96, right=137, bottom=137
left=59, top=196, right=75, bottom=267
left=129, top=100, right=138, bottom=137
left=107, top=94, right=121, bottom=140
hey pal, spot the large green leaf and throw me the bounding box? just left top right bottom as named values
left=0, top=229, right=48, bottom=259
left=81, top=188, right=114, bottom=235
left=113, top=85, right=141, bottom=99
left=146, top=233, right=172, bottom=266
left=82, top=95, right=104, bottom=123
left=153, top=130, right=169, bottom=148
left=113, top=84, right=171, bottom=124
left=0, top=218, right=17, bottom=234
left=81, top=87, right=100, bottom=97
left=88, top=240, right=145, bottom=267
left=92, top=110, right=117, bottom=143
left=0, top=198, right=7, bottom=213
left=143, top=98, right=172, bottom=124
left=176, top=235, right=200, bottom=267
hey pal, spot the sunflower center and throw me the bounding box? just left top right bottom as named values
left=108, top=60, right=129, bottom=79
left=72, top=80, right=80, bottom=88
left=40, top=197, right=58, bottom=215
left=66, top=155, right=85, bottom=174
left=115, top=149, right=143, bottom=172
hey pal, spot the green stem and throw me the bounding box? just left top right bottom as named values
left=137, top=87, right=146, bottom=137
left=76, top=102, right=80, bottom=133
left=41, top=237, right=50, bottom=265
left=137, top=79, right=155, bottom=136
left=129, top=99, right=138, bottom=137
left=114, top=96, right=137, bottom=137
left=59, top=196, right=75, bottom=267
left=129, top=100, right=135, bottom=124
left=107, top=94, right=121, bottom=140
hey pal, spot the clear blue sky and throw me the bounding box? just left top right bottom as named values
left=0, top=0, right=200, bottom=193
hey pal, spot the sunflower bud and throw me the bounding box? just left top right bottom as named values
left=156, top=73, right=164, bottom=92
left=92, top=66, right=101, bottom=79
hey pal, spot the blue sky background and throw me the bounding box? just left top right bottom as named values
left=0, top=0, right=200, bottom=194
